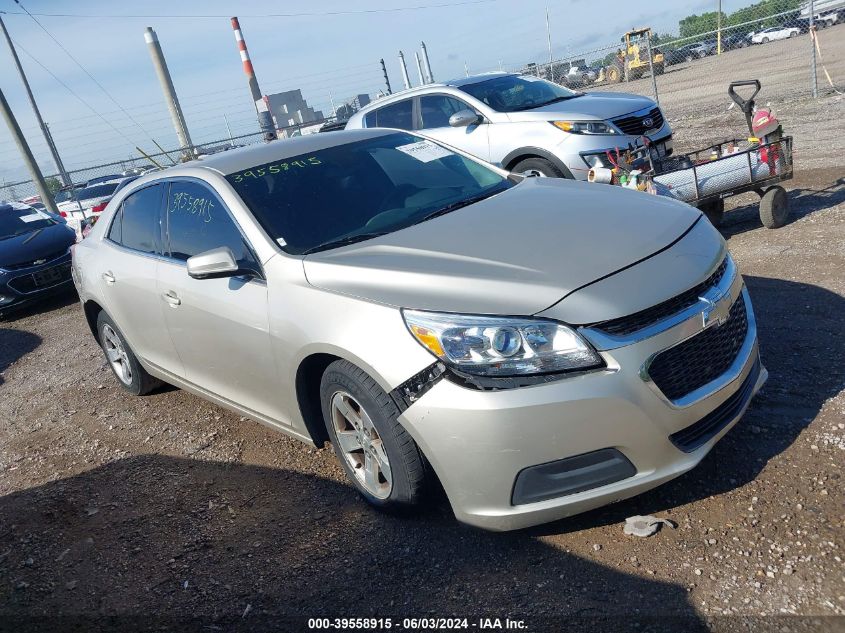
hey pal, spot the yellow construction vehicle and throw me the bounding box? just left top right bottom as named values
left=605, top=27, right=665, bottom=83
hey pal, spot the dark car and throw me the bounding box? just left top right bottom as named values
left=665, top=44, right=700, bottom=65
left=0, top=202, right=76, bottom=316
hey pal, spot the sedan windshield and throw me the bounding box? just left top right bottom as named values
left=226, top=132, right=511, bottom=255
left=459, top=75, right=580, bottom=112
left=74, top=183, right=119, bottom=201
left=0, top=206, right=58, bottom=239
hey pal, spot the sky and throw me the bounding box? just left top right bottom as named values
left=0, top=0, right=724, bottom=186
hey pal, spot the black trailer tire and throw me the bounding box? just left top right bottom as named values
left=759, top=186, right=790, bottom=228
left=701, top=199, right=725, bottom=228
left=96, top=311, right=161, bottom=396
left=512, top=157, right=565, bottom=178
left=320, top=359, right=429, bottom=509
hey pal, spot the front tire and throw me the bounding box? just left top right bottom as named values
left=320, top=360, right=428, bottom=509
left=512, top=157, right=565, bottom=178
left=96, top=311, right=161, bottom=395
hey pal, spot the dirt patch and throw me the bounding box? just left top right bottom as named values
left=0, top=167, right=843, bottom=630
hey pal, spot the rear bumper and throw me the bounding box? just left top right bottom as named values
left=398, top=284, right=764, bottom=531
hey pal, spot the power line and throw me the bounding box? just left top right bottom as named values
left=0, top=1, right=500, bottom=20
left=12, top=0, right=160, bottom=145
left=11, top=39, right=145, bottom=150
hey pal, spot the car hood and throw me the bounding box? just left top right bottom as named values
left=303, top=178, right=701, bottom=316
left=505, top=92, right=656, bottom=123
left=0, top=222, right=75, bottom=269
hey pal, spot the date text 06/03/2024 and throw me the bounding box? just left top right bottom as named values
left=307, top=617, right=527, bottom=630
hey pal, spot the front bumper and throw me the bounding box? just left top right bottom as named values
left=554, top=125, right=672, bottom=180
left=398, top=274, right=765, bottom=531
left=0, top=253, right=74, bottom=315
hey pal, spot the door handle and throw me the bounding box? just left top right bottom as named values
left=102, top=271, right=115, bottom=285
left=162, top=291, right=181, bottom=307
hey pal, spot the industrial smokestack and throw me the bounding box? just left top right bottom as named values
left=420, top=41, right=434, bottom=83
left=398, top=51, right=411, bottom=90
left=414, top=51, right=425, bottom=86
left=231, top=17, right=276, bottom=140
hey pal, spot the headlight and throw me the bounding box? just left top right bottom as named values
left=403, top=310, right=602, bottom=377
left=552, top=120, right=618, bottom=135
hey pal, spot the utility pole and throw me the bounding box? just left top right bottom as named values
left=546, top=7, right=553, bottom=65
left=420, top=41, right=434, bottom=83
left=1, top=16, right=71, bottom=186
left=809, top=0, right=818, bottom=98
left=0, top=85, right=59, bottom=214
left=144, top=27, right=193, bottom=158
left=716, top=0, right=722, bottom=55
left=398, top=51, right=411, bottom=89
left=230, top=17, right=276, bottom=140
left=380, top=58, right=392, bottom=94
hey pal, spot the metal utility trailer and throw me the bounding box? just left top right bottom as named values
left=646, top=80, right=794, bottom=229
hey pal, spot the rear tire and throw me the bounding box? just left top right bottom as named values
left=320, top=360, right=429, bottom=509
left=96, top=311, right=161, bottom=396
left=790, top=31, right=798, bottom=37
left=654, top=63, right=665, bottom=76
left=512, top=157, right=566, bottom=178
left=759, top=186, right=790, bottom=228
left=762, top=37, right=769, bottom=43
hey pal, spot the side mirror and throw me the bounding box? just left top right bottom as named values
left=187, top=246, right=240, bottom=280
left=449, top=109, right=482, bottom=128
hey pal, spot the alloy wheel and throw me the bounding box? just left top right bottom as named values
left=330, top=391, right=393, bottom=499
left=102, top=324, right=132, bottom=385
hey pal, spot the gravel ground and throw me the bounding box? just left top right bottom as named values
left=1, top=129, right=844, bottom=630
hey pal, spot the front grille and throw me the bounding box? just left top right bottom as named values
left=8, top=262, right=72, bottom=294
left=612, top=106, right=664, bottom=135
left=2, top=249, right=68, bottom=271
left=670, top=358, right=760, bottom=452
left=648, top=295, right=748, bottom=402
left=594, top=257, right=729, bottom=337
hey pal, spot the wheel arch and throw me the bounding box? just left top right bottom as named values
left=83, top=299, right=105, bottom=342
left=502, top=148, right=575, bottom=178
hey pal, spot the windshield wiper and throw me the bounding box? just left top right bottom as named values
left=302, top=231, right=390, bottom=255
left=412, top=190, right=501, bottom=225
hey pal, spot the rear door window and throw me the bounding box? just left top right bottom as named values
left=364, top=99, right=413, bottom=130
left=118, top=184, right=163, bottom=254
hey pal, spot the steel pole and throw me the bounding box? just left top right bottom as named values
left=1, top=16, right=71, bottom=186
left=0, top=85, right=59, bottom=214
left=420, top=41, right=434, bottom=83
left=646, top=32, right=659, bottom=105
left=717, top=0, right=722, bottom=55
left=809, top=0, right=818, bottom=98
left=546, top=7, right=553, bottom=65
left=398, top=51, right=411, bottom=89
left=414, top=51, right=425, bottom=86
left=144, top=27, right=193, bottom=156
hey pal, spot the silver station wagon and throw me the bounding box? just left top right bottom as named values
left=72, top=129, right=766, bottom=531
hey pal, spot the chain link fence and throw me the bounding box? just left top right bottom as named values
left=505, top=0, right=843, bottom=164
left=4, top=0, right=844, bottom=204
left=1, top=118, right=332, bottom=204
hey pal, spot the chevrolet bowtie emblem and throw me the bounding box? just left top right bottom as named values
left=701, top=292, right=732, bottom=328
